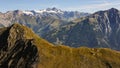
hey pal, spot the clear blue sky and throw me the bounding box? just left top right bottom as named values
left=0, top=0, right=120, bottom=13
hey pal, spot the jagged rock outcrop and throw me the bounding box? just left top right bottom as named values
left=0, top=24, right=39, bottom=68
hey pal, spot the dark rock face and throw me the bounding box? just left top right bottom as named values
left=0, top=24, right=39, bottom=68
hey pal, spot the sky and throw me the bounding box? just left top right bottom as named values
left=0, top=0, right=120, bottom=13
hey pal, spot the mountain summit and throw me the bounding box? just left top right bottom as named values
left=0, top=23, right=43, bottom=67
left=108, top=8, right=119, bottom=12
left=0, top=23, right=55, bottom=68
left=46, top=7, right=62, bottom=12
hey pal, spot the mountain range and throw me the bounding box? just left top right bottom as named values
left=42, top=8, right=120, bottom=50
left=1, top=8, right=120, bottom=50
left=0, top=7, right=89, bottom=36
left=0, top=23, right=120, bottom=68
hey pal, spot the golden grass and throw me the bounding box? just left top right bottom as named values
left=11, top=23, right=120, bottom=68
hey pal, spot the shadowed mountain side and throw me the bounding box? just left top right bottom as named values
left=0, top=23, right=53, bottom=68
left=0, top=24, right=120, bottom=68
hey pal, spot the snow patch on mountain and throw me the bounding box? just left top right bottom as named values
left=22, top=11, right=34, bottom=15
left=22, top=8, right=64, bottom=15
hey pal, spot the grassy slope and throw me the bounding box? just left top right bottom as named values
left=28, top=28, right=120, bottom=68
left=10, top=24, right=120, bottom=68
left=36, top=45, right=120, bottom=68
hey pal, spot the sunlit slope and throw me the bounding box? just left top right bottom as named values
left=0, top=23, right=120, bottom=68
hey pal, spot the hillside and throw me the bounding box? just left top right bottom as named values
left=0, top=24, right=120, bottom=68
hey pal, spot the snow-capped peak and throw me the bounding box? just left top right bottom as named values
left=35, top=7, right=63, bottom=14
left=46, top=7, right=62, bottom=12
left=22, top=7, right=64, bottom=15
left=22, top=10, right=34, bottom=15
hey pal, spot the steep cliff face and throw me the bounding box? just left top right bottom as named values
left=0, top=24, right=39, bottom=68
